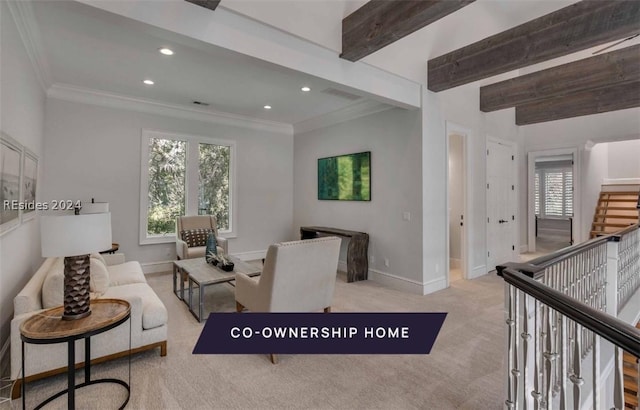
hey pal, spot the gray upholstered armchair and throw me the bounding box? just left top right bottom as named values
left=235, top=236, right=341, bottom=363
left=176, top=215, right=228, bottom=259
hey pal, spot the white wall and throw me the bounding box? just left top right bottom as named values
left=0, top=2, right=46, bottom=360
left=42, top=98, right=294, bottom=267
left=293, top=108, right=423, bottom=293
left=435, top=85, right=521, bottom=279
left=581, top=144, right=609, bottom=241
left=607, top=139, right=640, bottom=179
left=448, top=134, right=463, bottom=261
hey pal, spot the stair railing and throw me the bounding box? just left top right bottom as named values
left=497, top=223, right=640, bottom=409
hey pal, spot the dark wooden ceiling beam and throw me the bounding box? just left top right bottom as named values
left=185, top=0, right=221, bottom=11
left=515, top=80, right=640, bottom=125
left=341, top=0, right=475, bottom=62
left=480, top=45, right=640, bottom=112
left=428, top=1, right=640, bottom=92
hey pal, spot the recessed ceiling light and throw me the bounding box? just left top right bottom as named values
left=159, top=48, right=174, bottom=56
left=264, top=105, right=272, bottom=110
left=143, top=79, right=155, bottom=85
left=301, top=86, right=311, bottom=92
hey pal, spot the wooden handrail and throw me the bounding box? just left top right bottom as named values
left=501, top=267, right=640, bottom=357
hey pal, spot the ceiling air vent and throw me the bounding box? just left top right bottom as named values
left=321, top=88, right=362, bottom=101
left=193, top=101, right=210, bottom=106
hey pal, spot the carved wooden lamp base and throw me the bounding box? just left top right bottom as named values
left=62, top=255, right=92, bottom=320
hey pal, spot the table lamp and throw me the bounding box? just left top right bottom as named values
left=40, top=212, right=112, bottom=320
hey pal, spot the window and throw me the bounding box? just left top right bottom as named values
left=198, top=143, right=230, bottom=230
left=140, top=130, right=235, bottom=244
left=534, top=165, right=573, bottom=218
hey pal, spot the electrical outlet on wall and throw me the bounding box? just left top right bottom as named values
left=369, top=255, right=375, bottom=264
left=402, top=212, right=411, bottom=221
left=384, top=258, right=389, bottom=267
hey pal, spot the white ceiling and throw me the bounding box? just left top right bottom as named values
left=28, top=0, right=639, bottom=127
left=30, top=0, right=380, bottom=125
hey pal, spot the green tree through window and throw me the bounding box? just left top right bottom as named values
left=147, top=138, right=186, bottom=235
left=198, top=143, right=230, bottom=230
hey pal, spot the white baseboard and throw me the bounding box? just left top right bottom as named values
left=449, top=258, right=461, bottom=269
left=519, top=244, right=528, bottom=253
left=234, top=250, right=267, bottom=262
left=141, top=261, right=173, bottom=274
left=468, top=265, right=487, bottom=279
left=368, top=269, right=447, bottom=295
left=0, top=338, right=9, bottom=378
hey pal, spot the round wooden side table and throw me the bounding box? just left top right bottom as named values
left=20, top=299, right=131, bottom=410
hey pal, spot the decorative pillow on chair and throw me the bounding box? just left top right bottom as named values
left=181, top=228, right=213, bottom=248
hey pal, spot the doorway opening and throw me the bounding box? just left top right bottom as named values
left=534, top=154, right=574, bottom=253
left=525, top=148, right=580, bottom=260
left=446, top=122, right=470, bottom=285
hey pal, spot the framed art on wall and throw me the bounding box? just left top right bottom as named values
left=0, top=132, right=23, bottom=234
left=22, top=148, right=38, bottom=221
left=318, top=151, right=371, bottom=201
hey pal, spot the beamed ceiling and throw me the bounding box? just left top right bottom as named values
left=339, top=0, right=640, bottom=125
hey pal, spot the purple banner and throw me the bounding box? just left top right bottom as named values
left=193, top=313, right=447, bottom=355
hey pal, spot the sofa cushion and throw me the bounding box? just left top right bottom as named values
left=108, top=261, right=146, bottom=286
left=102, top=283, right=167, bottom=330
left=181, top=228, right=213, bottom=248
left=41, top=258, right=64, bottom=309
left=90, top=252, right=107, bottom=266
left=89, top=256, right=110, bottom=294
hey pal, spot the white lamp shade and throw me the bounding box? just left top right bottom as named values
left=41, top=213, right=112, bottom=257
left=80, top=202, right=109, bottom=214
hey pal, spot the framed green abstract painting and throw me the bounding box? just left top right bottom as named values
left=318, top=151, right=371, bottom=201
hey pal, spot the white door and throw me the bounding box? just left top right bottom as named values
left=487, top=139, right=516, bottom=271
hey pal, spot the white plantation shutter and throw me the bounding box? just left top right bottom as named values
left=564, top=170, right=573, bottom=216
left=535, top=164, right=573, bottom=218
left=534, top=172, right=540, bottom=215
left=545, top=171, right=564, bottom=216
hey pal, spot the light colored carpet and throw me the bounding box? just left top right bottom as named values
left=9, top=268, right=506, bottom=410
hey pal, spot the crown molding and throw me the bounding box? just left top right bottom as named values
left=293, top=99, right=395, bottom=135
left=47, top=83, right=294, bottom=135
left=6, top=0, right=53, bottom=92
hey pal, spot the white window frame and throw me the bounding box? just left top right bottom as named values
left=139, top=129, right=237, bottom=245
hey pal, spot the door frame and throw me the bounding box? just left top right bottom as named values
left=445, top=121, right=471, bottom=285
left=527, top=147, right=580, bottom=253
left=486, top=136, right=518, bottom=272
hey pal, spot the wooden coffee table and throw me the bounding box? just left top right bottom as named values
left=173, top=256, right=261, bottom=322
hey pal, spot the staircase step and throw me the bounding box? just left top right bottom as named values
left=625, top=376, right=638, bottom=391
left=593, top=214, right=639, bottom=219
left=592, top=222, right=635, bottom=228
left=598, top=198, right=639, bottom=203
left=625, top=392, right=638, bottom=407
left=596, top=206, right=639, bottom=211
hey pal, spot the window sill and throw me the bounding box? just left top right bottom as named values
left=140, top=235, right=176, bottom=245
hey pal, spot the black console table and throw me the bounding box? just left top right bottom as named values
left=300, top=226, right=369, bottom=282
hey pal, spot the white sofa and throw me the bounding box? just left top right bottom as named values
left=10, top=253, right=167, bottom=398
